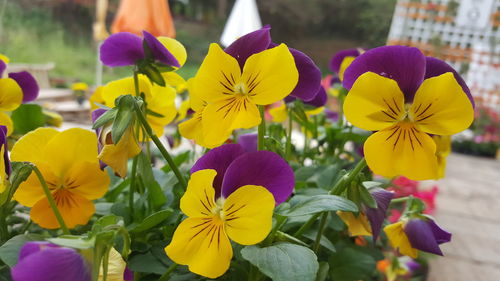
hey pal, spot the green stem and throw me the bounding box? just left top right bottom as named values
left=0, top=210, right=8, bottom=242
left=133, top=71, right=140, bottom=97
left=285, top=108, right=293, bottom=161
left=134, top=103, right=187, bottom=189
left=258, top=105, right=266, bottom=151
left=293, top=158, right=366, bottom=239
left=336, top=94, right=344, bottom=128
left=157, top=263, right=178, bottom=281
left=263, top=216, right=287, bottom=246
left=31, top=165, right=70, bottom=235
left=313, top=212, right=328, bottom=253
left=390, top=196, right=411, bottom=205
left=129, top=155, right=138, bottom=217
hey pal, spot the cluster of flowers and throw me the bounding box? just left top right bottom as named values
left=0, top=26, right=475, bottom=281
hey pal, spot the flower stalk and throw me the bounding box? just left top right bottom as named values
left=258, top=105, right=266, bottom=151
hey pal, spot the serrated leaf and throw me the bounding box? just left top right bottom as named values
left=130, top=209, right=173, bottom=233
left=279, top=195, right=358, bottom=217
left=241, top=243, right=319, bottom=281
left=0, top=234, right=44, bottom=266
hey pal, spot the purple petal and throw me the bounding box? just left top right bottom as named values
left=365, top=188, right=394, bottom=241
left=124, top=267, right=133, bottom=281
left=428, top=219, right=452, bottom=244
left=305, top=87, right=327, bottom=107
left=191, top=144, right=245, bottom=197
left=0, top=60, right=6, bottom=77
left=0, top=125, right=10, bottom=175
left=325, top=109, right=339, bottom=122
left=12, top=244, right=91, bottom=281
left=142, top=31, right=179, bottom=67
left=18, top=242, right=59, bottom=261
left=404, top=219, right=444, bottom=256
left=405, top=260, right=421, bottom=272
left=221, top=151, right=294, bottom=205
left=287, top=48, right=322, bottom=102
left=238, top=133, right=258, bottom=153
left=225, top=26, right=272, bottom=69
left=343, top=45, right=426, bottom=102
left=424, top=57, right=474, bottom=107
left=9, top=72, right=39, bottom=102
left=329, top=48, right=362, bottom=74
left=100, top=32, right=144, bottom=67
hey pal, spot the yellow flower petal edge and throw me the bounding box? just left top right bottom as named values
left=343, top=72, right=406, bottom=131
left=0, top=112, right=14, bottom=136
left=384, top=221, right=418, bottom=258
left=339, top=56, right=356, bottom=81
left=337, top=211, right=372, bottom=237
left=99, top=126, right=141, bottom=178
left=158, top=37, right=187, bottom=68
left=269, top=103, right=288, bottom=123
left=0, top=78, right=23, bottom=112
left=410, top=72, right=474, bottom=135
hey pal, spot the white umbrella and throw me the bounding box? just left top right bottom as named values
left=220, top=0, right=262, bottom=47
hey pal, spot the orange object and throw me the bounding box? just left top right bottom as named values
left=111, top=0, right=176, bottom=38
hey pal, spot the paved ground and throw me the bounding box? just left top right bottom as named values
left=428, top=153, right=500, bottom=281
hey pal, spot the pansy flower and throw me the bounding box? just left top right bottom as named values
left=342, top=46, right=474, bottom=180
left=92, top=109, right=141, bottom=178
left=329, top=48, right=364, bottom=81
left=11, top=242, right=91, bottom=281
left=102, top=74, right=177, bottom=138
left=100, top=31, right=183, bottom=69
left=338, top=188, right=394, bottom=241
left=0, top=125, right=10, bottom=193
left=0, top=60, right=39, bottom=135
left=384, top=217, right=451, bottom=258
left=165, top=144, right=294, bottom=278
left=11, top=128, right=110, bottom=229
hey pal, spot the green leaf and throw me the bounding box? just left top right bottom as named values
left=137, top=152, right=166, bottom=209
left=302, top=231, right=336, bottom=253
left=362, top=181, right=383, bottom=189
left=329, top=247, right=376, bottom=281
left=128, top=251, right=168, bottom=274
left=112, top=95, right=136, bottom=144
left=92, top=108, right=117, bottom=129
left=130, top=209, right=173, bottom=233
left=146, top=108, right=165, bottom=118
left=241, top=243, right=319, bottom=281
left=47, top=236, right=95, bottom=249
left=11, top=104, right=45, bottom=134
left=0, top=234, right=44, bottom=266
left=95, top=202, right=113, bottom=215
left=280, top=195, right=358, bottom=217
left=161, top=151, right=191, bottom=173
left=358, top=184, right=377, bottom=208
left=316, top=262, right=330, bottom=281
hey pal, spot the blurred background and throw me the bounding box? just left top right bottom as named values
left=0, top=0, right=499, bottom=280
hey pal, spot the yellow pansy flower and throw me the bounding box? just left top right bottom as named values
left=0, top=77, right=23, bottom=135
left=11, top=128, right=110, bottom=229
left=89, top=86, right=105, bottom=111
left=337, top=211, right=372, bottom=236
left=165, top=169, right=274, bottom=278
left=191, top=43, right=298, bottom=147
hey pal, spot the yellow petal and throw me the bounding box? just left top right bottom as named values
left=178, top=112, right=217, bottom=148
left=165, top=217, right=232, bottom=279
left=269, top=103, right=288, bottom=123
left=89, top=86, right=106, bottom=110
left=64, top=161, right=110, bottom=200
left=42, top=128, right=99, bottom=179
left=102, top=75, right=152, bottom=107
left=384, top=222, right=418, bottom=258
left=176, top=99, right=191, bottom=121
left=158, top=37, right=187, bottom=68
left=364, top=123, right=438, bottom=180
left=0, top=78, right=23, bottom=111
left=337, top=211, right=372, bottom=236
left=146, top=84, right=177, bottom=137
left=13, top=162, right=58, bottom=207
left=11, top=127, right=59, bottom=164
left=201, top=97, right=260, bottom=146
left=31, top=189, right=95, bottom=229
left=162, top=72, right=187, bottom=93
left=193, top=43, right=242, bottom=103
left=339, top=56, right=356, bottom=81
left=306, top=106, right=324, bottom=118
left=187, top=78, right=207, bottom=112
left=0, top=146, right=6, bottom=193
left=242, top=44, right=298, bottom=105
left=181, top=169, right=217, bottom=217
left=410, top=72, right=474, bottom=135
left=343, top=72, right=406, bottom=131
left=0, top=54, right=10, bottom=64
left=0, top=112, right=14, bottom=136
left=99, top=248, right=127, bottom=281
left=223, top=185, right=274, bottom=245
left=99, top=127, right=141, bottom=178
